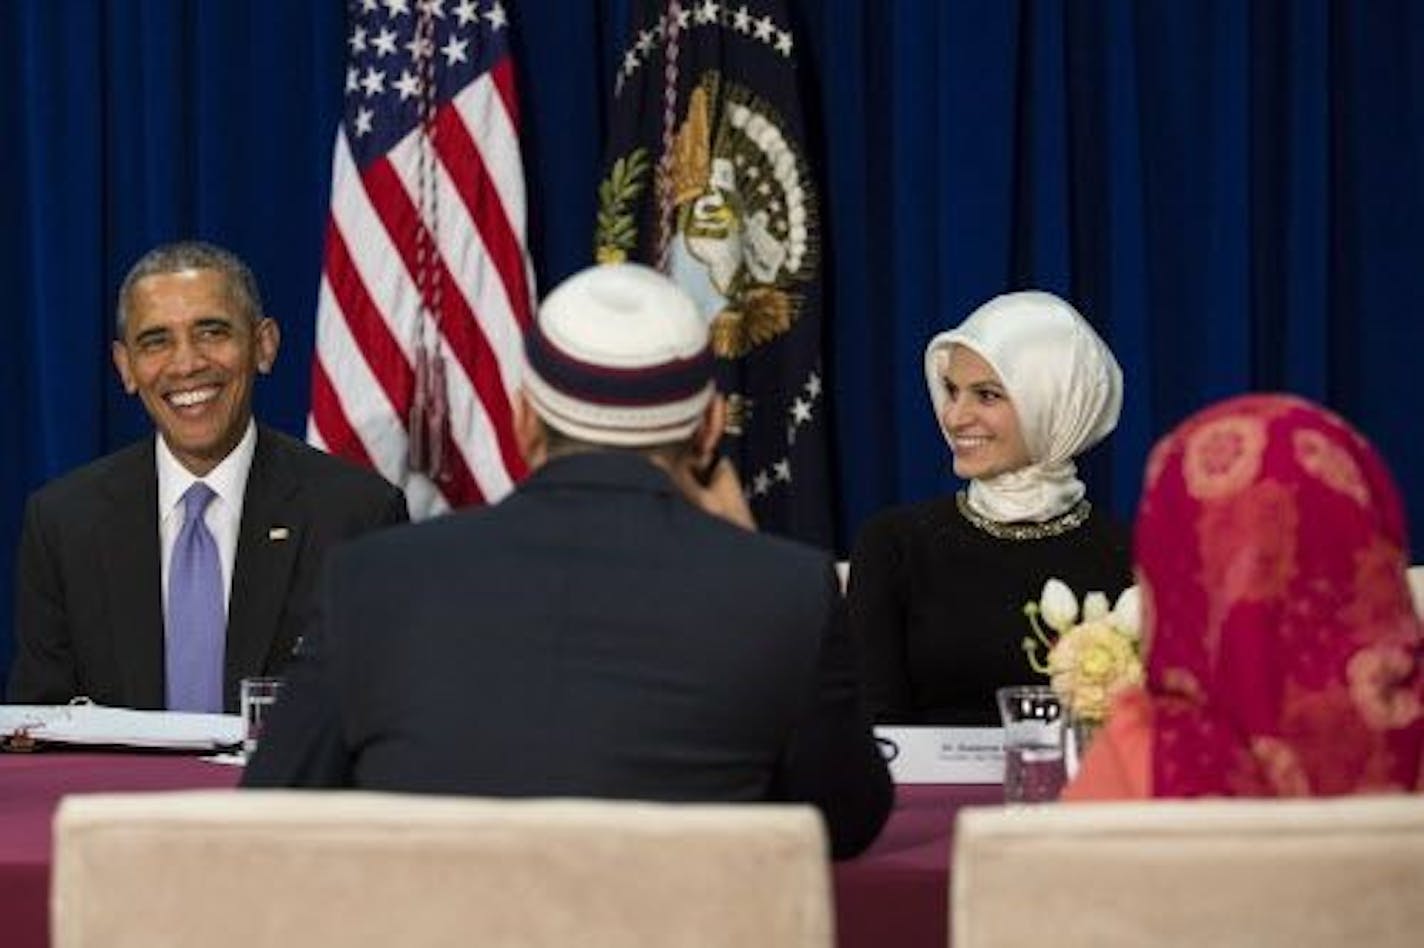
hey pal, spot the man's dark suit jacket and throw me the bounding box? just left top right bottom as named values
left=243, top=452, right=892, bottom=858
left=7, top=425, right=408, bottom=712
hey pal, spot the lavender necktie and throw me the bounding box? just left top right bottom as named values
left=166, top=482, right=224, bottom=712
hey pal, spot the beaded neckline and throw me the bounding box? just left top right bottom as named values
left=954, top=490, right=1091, bottom=541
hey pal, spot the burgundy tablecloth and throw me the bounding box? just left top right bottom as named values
left=0, top=752, right=241, bottom=948
left=0, top=753, right=999, bottom=948
left=835, top=783, right=1003, bottom=948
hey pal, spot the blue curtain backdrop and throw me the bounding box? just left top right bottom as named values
left=4, top=0, right=1423, bottom=687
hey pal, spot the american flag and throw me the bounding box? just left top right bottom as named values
left=308, top=0, right=534, bottom=518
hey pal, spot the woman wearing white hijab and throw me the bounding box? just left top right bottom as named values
left=848, top=291, right=1132, bottom=725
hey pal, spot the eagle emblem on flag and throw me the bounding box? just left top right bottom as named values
left=597, top=74, right=818, bottom=361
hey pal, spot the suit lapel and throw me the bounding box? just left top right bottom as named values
left=97, top=441, right=165, bottom=708
left=226, top=428, right=301, bottom=706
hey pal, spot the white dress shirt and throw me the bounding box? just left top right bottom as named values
left=156, top=420, right=257, bottom=616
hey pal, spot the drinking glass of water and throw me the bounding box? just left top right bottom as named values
left=995, top=685, right=1066, bottom=803
left=239, top=677, right=283, bottom=761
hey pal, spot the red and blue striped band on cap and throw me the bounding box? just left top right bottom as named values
left=523, top=319, right=714, bottom=408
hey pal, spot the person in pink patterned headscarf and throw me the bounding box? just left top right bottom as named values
left=1064, top=393, right=1424, bottom=799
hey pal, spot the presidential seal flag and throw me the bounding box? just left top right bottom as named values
left=309, top=0, right=535, bottom=519
left=596, top=0, right=833, bottom=546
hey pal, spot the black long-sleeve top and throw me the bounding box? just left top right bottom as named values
left=848, top=494, right=1132, bottom=726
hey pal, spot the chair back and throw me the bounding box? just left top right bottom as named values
left=54, top=790, right=832, bottom=948
left=952, top=796, right=1424, bottom=948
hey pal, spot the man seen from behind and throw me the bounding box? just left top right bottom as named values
left=243, top=263, right=892, bottom=858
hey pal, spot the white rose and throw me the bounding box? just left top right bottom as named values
left=1039, top=578, right=1079, bottom=635
left=1110, top=585, right=1142, bottom=641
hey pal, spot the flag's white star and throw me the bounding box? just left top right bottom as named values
left=805, top=373, right=822, bottom=399
left=371, top=27, right=398, bottom=57
left=485, top=1, right=508, bottom=30
left=753, top=471, right=772, bottom=495
left=773, top=460, right=792, bottom=482
left=417, top=0, right=446, bottom=18
left=360, top=0, right=379, bottom=11
left=452, top=0, right=479, bottom=27
left=360, top=66, right=386, bottom=97
left=384, top=0, right=410, bottom=17
left=394, top=69, right=422, bottom=101
left=623, top=49, right=640, bottom=75
left=732, top=5, right=752, bottom=33
left=775, top=29, right=793, bottom=56
left=441, top=34, right=469, bottom=65
left=636, top=29, right=655, bottom=55
left=348, top=26, right=367, bottom=53
left=406, top=34, right=434, bottom=59
left=754, top=15, right=775, bottom=42
left=674, top=8, right=692, bottom=30
left=694, top=0, right=719, bottom=25
left=791, top=398, right=812, bottom=425
left=353, top=106, right=375, bottom=137
left=345, top=66, right=361, bottom=93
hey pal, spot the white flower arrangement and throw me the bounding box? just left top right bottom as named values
left=1024, top=580, right=1143, bottom=723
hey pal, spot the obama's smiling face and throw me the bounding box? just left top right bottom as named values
left=112, top=267, right=279, bottom=476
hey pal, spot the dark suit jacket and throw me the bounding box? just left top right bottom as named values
left=243, top=452, right=892, bottom=858
left=7, top=426, right=408, bottom=712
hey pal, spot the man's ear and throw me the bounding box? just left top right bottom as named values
left=690, top=393, right=727, bottom=470
left=111, top=340, right=137, bottom=394
left=514, top=388, right=548, bottom=469
left=254, top=317, right=281, bottom=374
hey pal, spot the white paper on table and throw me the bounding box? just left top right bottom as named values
left=0, top=705, right=243, bottom=751
left=873, top=726, right=1005, bottom=784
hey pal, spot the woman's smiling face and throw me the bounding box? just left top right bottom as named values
left=937, top=344, right=1031, bottom=480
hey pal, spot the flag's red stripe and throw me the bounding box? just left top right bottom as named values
left=491, top=57, right=519, bottom=128
left=323, top=218, right=415, bottom=417
left=433, top=104, right=533, bottom=327
left=433, top=422, right=487, bottom=506
left=360, top=156, right=528, bottom=481
left=310, top=357, right=374, bottom=468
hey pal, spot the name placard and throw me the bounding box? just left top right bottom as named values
left=873, top=726, right=1005, bottom=785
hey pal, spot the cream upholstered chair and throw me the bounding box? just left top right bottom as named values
left=952, top=796, right=1424, bottom=948
left=1407, top=565, right=1424, bottom=617
left=53, top=791, right=832, bottom=948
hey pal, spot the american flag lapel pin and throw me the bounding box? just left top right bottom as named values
left=268, top=526, right=291, bottom=542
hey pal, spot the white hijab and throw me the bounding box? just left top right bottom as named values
left=923, top=291, right=1123, bottom=524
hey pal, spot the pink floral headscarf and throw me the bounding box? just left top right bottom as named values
left=1136, top=394, right=1424, bottom=797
